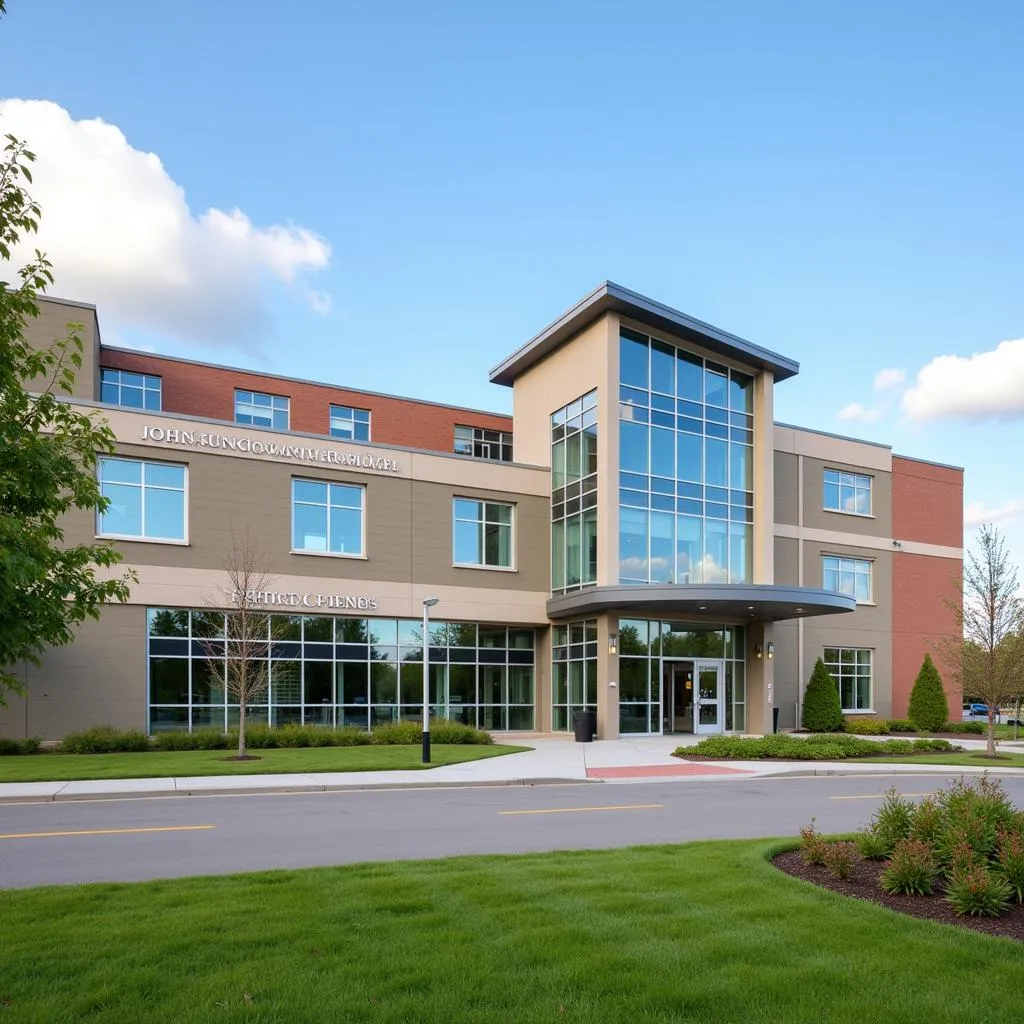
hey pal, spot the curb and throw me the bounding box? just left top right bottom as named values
left=0, top=776, right=594, bottom=804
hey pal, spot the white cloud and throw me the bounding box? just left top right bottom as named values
left=873, top=368, right=906, bottom=392
left=836, top=402, right=883, bottom=423
left=964, top=499, right=1024, bottom=529
left=0, top=99, right=331, bottom=351
left=902, top=339, right=1024, bottom=422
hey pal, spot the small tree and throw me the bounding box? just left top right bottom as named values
left=199, top=530, right=280, bottom=758
left=907, top=654, right=949, bottom=733
left=802, top=657, right=844, bottom=732
left=0, top=130, right=134, bottom=701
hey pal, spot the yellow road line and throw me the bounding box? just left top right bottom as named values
left=500, top=803, right=662, bottom=816
left=0, top=825, right=215, bottom=840
left=829, top=793, right=930, bottom=801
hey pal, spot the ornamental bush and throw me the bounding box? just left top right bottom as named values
left=945, top=865, right=1013, bottom=917
left=880, top=838, right=937, bottom=896
left=801, top=658, right=844, bottom=733
left=842, top=717, right=888, bottom=735
left=61, top=725, right=151, bottom=754
left=823, top=841, right=857, bottom=880
left=0, top=736, right=41, bottom=755
left=942, top=721, right=984, bottom=735
left=885, top=719, right=917, bottom=733
left=907, top=654, right=949, bottom=733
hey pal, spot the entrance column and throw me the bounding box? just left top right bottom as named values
left=597, top=613, right=619, bottom=739
left=745, top=622, right=775, bottom=735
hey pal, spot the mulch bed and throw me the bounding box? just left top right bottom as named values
left=774, top=849, right=1024, bottom=942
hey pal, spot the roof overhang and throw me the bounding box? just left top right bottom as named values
left=490, top=281, right=800, bottom=387
left=546, top=584, right=856, bottom=623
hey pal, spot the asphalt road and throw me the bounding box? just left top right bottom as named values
left=2, top=772, right=1023, bottom=889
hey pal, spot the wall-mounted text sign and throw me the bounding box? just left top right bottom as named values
left=230, top=590, right=379, bottom=611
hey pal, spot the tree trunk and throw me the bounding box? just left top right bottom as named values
left=987, top=707, right=996, bottom=757
left=238, top=701, right=247, bottom=758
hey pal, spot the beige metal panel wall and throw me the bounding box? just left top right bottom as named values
left=0, top=606, right=147, bottom=740
left=802, top=456, right=892, bottom=537
left=63, top=442, right=549, bottom=593
left=21, top=297, right=100, bottom=400
left=774, top=451, right=799, bottom=526
left=771, top=620, right=801, bottom=729
left=752, top=373, right=775, bottom=583
left=801, top=540, right=894, bottom=719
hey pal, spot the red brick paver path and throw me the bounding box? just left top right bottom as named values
left=586, top=763, right=752, bottom=779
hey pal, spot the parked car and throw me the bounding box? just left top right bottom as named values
left=963, top=703, right=989, bottom=720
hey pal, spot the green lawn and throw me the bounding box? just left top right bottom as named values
left=853, top=751, right=1024, bottom=768
left=3, top=840, right=1024, bottom=1023
left=0, top=744, right=530, bottom=783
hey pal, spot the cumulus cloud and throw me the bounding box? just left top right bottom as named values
left=964, top=499, right=1024, bottom=529
left=902, top=339, right=1024, bottom=422
left=873, top=368, right=906, bottom=392
left=837, top=402, right=883, bottom=423
left=0, top=99, right=331, bottom=351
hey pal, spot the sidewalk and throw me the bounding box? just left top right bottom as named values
left=3, top=734, right=1024, bottom=803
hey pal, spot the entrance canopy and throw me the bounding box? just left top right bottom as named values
left=546, top=584, right=856, bottom=622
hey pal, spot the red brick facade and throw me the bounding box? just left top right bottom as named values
left=99, top=349, right=513, bottom=456
left=891, top=456, right=964, bottom=717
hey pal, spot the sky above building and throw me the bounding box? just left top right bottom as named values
left=1, top=1, right=1022, bottom=560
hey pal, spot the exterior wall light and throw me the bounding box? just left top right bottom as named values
left=755, top=643, right=763, bottom=659
left=608, top=633, right=618, bottom=656
left=767, top=642, right=775, bottom=660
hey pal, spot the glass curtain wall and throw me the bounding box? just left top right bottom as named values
left=551, top=390, right=598, bottom=594
left=551, top=620, right=598, bottom=731
left=618, top=620, right=746, bottom=733
left=618, top=328, right=754, bottom=585
left=147, top=609, right=535, bottom=733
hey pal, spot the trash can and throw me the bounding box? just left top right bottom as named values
left=573, top=709, right=597, bottom=743
left=773, top=707, right=780, bottom=734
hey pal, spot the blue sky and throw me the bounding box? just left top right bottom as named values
left=2, top=0, right=1023, bottom=554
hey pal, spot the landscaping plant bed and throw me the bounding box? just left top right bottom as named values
left=774, top=848, right=1024, bottom=942
left=675, top=734, right=963, bottom=761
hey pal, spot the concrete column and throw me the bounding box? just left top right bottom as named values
left=596, top=314, right=620, bottom=587
left=596, top=613, right=620, bottom=739
left=534, top=626, right=553, bottom=733
left=752, top=371, right=775, bottom=584
left=744, top=621, right=775, bottom=735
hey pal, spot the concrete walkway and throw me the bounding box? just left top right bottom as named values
left=3, top=733, right=1024, bottom=803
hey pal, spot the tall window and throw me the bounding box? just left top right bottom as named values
left=454, top=425, right=513, bottom=462
left=97, top=457, right=186, bottom=541
left=822, top=555, right=873, bottom=603
left=292, top=479, right=364, bottom=556
left=453, top=499, right=513, bottom=568
left=551, top=390, right=598, bottom=594
left=824, top=647, right=872, bottom=711
left=100, top=368, right=161, bottom=410
left=824, top=469, right=872, bottom=516
left=235, top=389, right=289, bottom=430
left=618, top=328, right=753, bottom=586
left=551, top=620, right=597, bottom=731
left=330, top=405, right=371, bottom=442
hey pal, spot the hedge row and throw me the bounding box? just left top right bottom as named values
left=842, top=718, right=985, bottom=736
left=683, top=733, right=960, bottom=761
left=40, top=721, right=494, bottom=755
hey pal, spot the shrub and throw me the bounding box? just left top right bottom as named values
left=945, top=865, right=1013, bottom=917
left=868, top=789, right=915, bottom=855
left=856, top=828, right=891, bottom=860
left=842, top=718, right=888, bottom=735
left=996, top=830, right=1024, bottom=903
left=880, top=839, right=936, bottom=896
left=333, top=727, right=373, bottom=747
left=192, top=728, right=231, bottom=750
left=799, top=819, right=829, bottom=866
left=885, top=719, right=917, bottom=733
left=0, top=736, right=41, bottom=755
left=61, top=725, right=152, bottom=754
left=823, top=841, right=857, bottom=880
left=909, top=796, right=943, bottom=846
left=370, top=721, right=424, bottom=745
left=942, top=721, right=984, bottom=735
left=908, top=654, right=949, bottom=733
left=801, top=658, right=844, bottom=733
left=936, top=776, right=1016, bottom=862
left=153, top=731, right=201, bottom=751
left=430, top=722, right=493, bottom=745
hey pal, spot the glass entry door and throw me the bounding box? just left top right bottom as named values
left=694, top=661, right=724, bottom=735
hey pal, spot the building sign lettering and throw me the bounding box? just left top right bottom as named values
left=231, top=590, right=378, bottom=610
left=140, top=425, right=400, bottom=473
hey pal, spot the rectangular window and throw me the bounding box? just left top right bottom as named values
left=292, top=479, right=365, bottom=556
left=823, top=469, right=872, bottom=516
left=234, top=389, right=289, bottom=430
left=824, top=647, right=873, bottom=711
left=822, top=555, right=873, bottom=603
left=551, top=390, right=598, bottom=594
left=100, top=368, right=162, bottom=410
left=454, top=425, right=513, bottom=462
left=98, top=457, right=186, bottom=541
left=329, top=405, right=371, bottom=442
left=453, top=498, right=513, bottom=568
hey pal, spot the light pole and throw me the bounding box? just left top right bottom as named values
left=422, top=597, right=439, bottom=763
